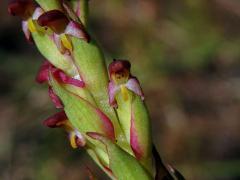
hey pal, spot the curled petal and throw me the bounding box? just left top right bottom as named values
left=48, top=86, right=63, bottom=108
left=37, top=10, right=69, bottom=34
left=22, top=20, right=31, bottom=41
left=52, top=69, right=85, bottom=88
left=75, top=130, right=86, bottom=147
left=36, top=61, right=52, bottom=83
left=69, top=130, right=86, bottom=148
left=65, top=21, right=90, bottom=42
left=43, top=111, right=67, bottom=128
left=8, top=0, right=35, bottom=19
left=32, top=7, right=44, bottom=20
left=108, top=81, right=119, bottom=107
left=125, top=77, right=144, bottom=100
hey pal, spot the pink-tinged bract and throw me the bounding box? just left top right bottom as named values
left=95, top=109, right=115, bottom=140
left=130, top=109, right=143, bottom=160
left=48, top=86, right=63, bottom=108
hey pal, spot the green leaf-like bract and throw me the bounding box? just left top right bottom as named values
left=90, top=134, right=153, bottom=180
left=116, top=90, right=153, bottom=175
left=35, top=0, right=61, bottom=11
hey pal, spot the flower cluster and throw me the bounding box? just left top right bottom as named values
left=8, top=0, right=183, bottom=179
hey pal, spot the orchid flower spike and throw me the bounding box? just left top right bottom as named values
left=8, top=1, right=183, bottom=179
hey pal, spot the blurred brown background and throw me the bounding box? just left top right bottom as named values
left=1, top=0, right=240, bottom=179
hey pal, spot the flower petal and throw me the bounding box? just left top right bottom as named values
left=74, top=130, right=86, bottom=147
left=35, top=60, right=52, bottom=83
left=125, top=77, right=144, bottom=100
left=69, top=130, right=86, bottom=148
left=52, top=68, right=85, bottom=88
left=22, top=20, right=31, bottom=41
left=108, top=59, right=131, bottom=78
left=43, top=111, right=67, bottom=128
left=65, top=21, right=90, bottom=42
left=48, top=86, right=63, bottom=108
left=32, top=7, right=44, bottom=20
left=108, top=81, right=119, bottom=107
left=37, top=10, right=69, bottom=34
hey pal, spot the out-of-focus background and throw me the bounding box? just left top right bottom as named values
left=1, top=0, right=240, bottom=179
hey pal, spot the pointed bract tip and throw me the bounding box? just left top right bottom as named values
left=8, top=0, right=35, bottom=19
left=43, top=111, right=67, bottom=128
left=37, top=10, right=69, bottom=34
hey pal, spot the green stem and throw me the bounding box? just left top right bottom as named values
left=35, top=0, right=61, bottom=10
left=80, top=0, right=89, bottom=28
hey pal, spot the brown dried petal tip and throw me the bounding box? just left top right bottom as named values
left=108, top=59, right=131, bottom=75
left=8, top=0, right=35, bottom=20
left=37, top=10, right=69, bottom=34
